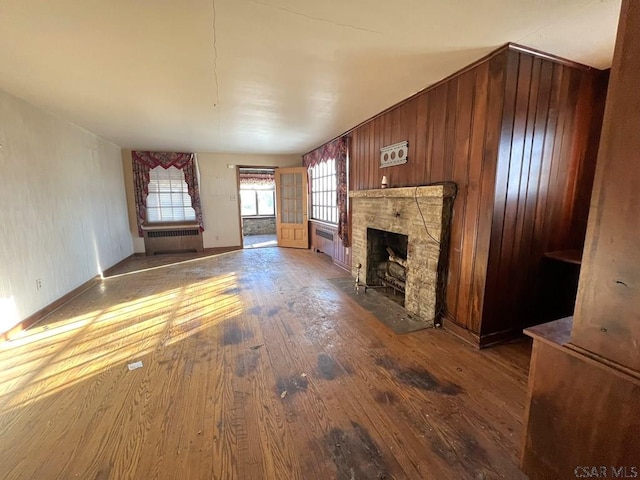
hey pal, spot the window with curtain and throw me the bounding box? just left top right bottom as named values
left=303, top=137, right=349, bottom=246
left=310, top=158, right=338, bottom=224
left=131, top=151, right=204, bottom=236
left=146, top=166, right=196, bottom=222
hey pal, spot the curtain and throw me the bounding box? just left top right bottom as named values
left=132, top=159, right=151, bottom=237
left=131, top=151, right=204, bottom=236
left=303, top=137, right=349, bottom=247
left=239, top=171, right=275, bottom=187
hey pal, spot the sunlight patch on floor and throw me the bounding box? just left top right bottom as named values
left=0, top=271, right=242, bottom=413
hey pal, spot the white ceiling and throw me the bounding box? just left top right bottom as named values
left=0, top=0, right=621, bottom=155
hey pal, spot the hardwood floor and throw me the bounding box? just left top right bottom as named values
left=242, top=234, right=277, bottom=249
left=0, top=248, right=531, bottom=479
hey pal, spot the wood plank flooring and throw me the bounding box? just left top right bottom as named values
left=0, top=248, right=531, bottom=479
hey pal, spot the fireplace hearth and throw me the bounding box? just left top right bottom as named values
left=349, top=184, right=455, bottom=327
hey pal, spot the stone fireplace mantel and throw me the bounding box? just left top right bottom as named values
left=349, top=184, right=456, bottom=200
left=349, top=184, right=456, bottom=326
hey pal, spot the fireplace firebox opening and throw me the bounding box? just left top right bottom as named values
left=366, top=228, right=409, bottom=305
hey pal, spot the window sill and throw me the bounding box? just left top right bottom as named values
left=142, top=222, right=199, bottom=230
left=241, top=215, right=276, bottom=219
left=310, top=219, right=338, bottom=228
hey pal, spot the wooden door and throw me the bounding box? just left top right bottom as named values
left=275, top=167, right=308, bottom=248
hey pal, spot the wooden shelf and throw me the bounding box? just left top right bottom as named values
left=524, top=316, right=573, bottom=347
left=543, top=249, right=582, bottom=265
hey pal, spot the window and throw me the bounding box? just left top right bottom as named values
left=310, top=158, right=337, bottom=224
left=240, top=185, right=275, bottom=216
left=146, top=166, right=196, bottom=223
left=239, top=168, right=275, bottom=217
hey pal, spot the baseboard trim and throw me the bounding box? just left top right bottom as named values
left=102, top=254, right=136, bottom=277
left=1, top=275, right=102, bottom=343
left=333, top=257, right=351, bottom=272
left=442, top=317, right=481, bottom=348
left=478, top=328, right=525, bottom=348
left=204, top=246, right=242, bottom=255
left=442, top=317, right=524, bottom=349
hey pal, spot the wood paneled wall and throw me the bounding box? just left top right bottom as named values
left=482, top=50, right=608, bottom=339
left=349, top=44, right=607, bottom=344
left=351, top=52, right=507, bottom=338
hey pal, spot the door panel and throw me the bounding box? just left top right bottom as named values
left=275, top=167, right=308, bottom=249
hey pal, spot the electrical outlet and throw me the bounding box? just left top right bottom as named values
left=35, top=279, right=43, bottom=290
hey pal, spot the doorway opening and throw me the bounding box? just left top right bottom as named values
left=238, top=167, right=277, bottom=249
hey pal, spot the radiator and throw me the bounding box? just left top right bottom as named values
left=316, top=229, right=334, bottom=241
left=142, top=225, right=204, bottom=256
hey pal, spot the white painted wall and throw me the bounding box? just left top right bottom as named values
left=122, top=150, right=300, bottom=252
left=0, top=89, right=133, bottom=332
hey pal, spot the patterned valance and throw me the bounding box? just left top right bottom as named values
left=303, top=137, right=350, bottom=247
left=239, top=171, right=275, bottom=188
left=303, top=137, right=347, bottom=168
left=132, top=151, right=194, bottom=169
left=131, top=151, right=204, bottom=236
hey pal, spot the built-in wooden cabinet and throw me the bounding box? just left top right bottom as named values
left=309, top=220, right=351, bottom=272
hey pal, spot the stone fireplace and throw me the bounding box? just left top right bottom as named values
left=349, top=184, right=455, bottom=326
